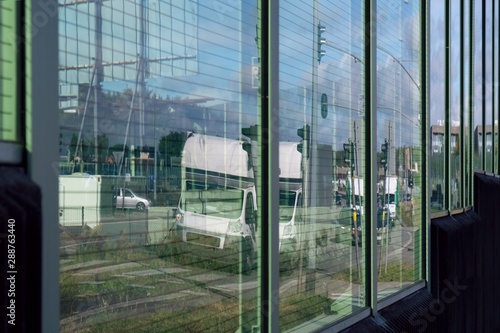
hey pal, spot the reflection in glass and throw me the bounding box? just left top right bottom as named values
left=450, top=0, right=461, bottom=210
left=430, top=0, right=446, bottom=212
left=277, top=1, right=366, bottom=330
left=56, top=0, right=433, bottom=330
left=463, top=0, right=471, bottom=205
left=484, top=0, right=493, bottom=172
left=59, top=1, right=260, bottom=331
left=376, top=0, right=422, bottom=300
left=473, top=0, right=483, bottom=172
left=495, top=2, right=500, bottom=176
left=280, top=190, right=299, bottom=222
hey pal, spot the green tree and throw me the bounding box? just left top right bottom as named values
left=69, top=133, right=79, bottom=158
left=86, top=134, right=109, bottom=162
left=158, top=131, right=187, bottom=161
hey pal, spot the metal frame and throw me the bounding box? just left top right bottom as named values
left=364, top=0, right=378, bottom=315
left=0, top=142, right=23, bottom=165
left=26, top=1, right=60, bottom=332
left=469, top=0, right=474, bottom=206
left=259, top=0, right=280, bottom=331
left=422, top=0, right=430, bottom=286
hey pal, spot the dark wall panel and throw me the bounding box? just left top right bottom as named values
left=334, top=172, right=500, bottom=332
left=0, top=167, right=42, bottom=332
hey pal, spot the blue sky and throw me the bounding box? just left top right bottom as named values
left=59, top=0, right=432, bottom=152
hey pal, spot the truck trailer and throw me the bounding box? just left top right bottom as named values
left=59, top=173, right=102, bottom=229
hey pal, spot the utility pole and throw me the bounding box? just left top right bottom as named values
left=304, top=0, right=323, bottom=295
left=94, top=0, right=103, bottom=175
left=59, top=0, right=197, bottom=176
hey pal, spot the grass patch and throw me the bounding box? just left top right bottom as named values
left=60, top=227, right=347, bottom=332
left=64, top=291, right=330, bottom=333
left=67, top=298, right=257, bottom=333
left=280, top=294, right=331, bottom=331
left=149, top=230, right=252, bottom=275
left=333, top=262, right=415, bottom=284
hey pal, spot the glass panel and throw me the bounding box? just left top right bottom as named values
left=0, top=1, right=19, bottom=142
left=464, top=0, right=472, bottom=206
left=58, top=1, right=260, bottom=331
left=376, top=0, right=422, bottom=299
left=473, top=0, right=484, bottom=171
left=430, top=0, right=446, bottom=211
left=278, top=1, right=365, bottom=329
left=461, top=1, right=473, bottom=206
left=450, top=0, right=461, bottom=209
left=484, top=0, right=493, bottom=172
left=494, top=1, right=499, bottom=175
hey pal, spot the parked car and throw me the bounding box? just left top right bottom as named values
left=114, top=188, right=152, bottom=212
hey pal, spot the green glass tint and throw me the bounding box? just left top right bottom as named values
left=278, top=1, right=367, bottom=330
left=473, top=0, right=484, bottom=172
left=463, top=0, right=472, bottom=206
left=56, top=0, right=434, bottom=331
left=58, top=1, right=260, bottom=331
left=0, top=1, right=19, bottom=143
left=450, top=0, right=462, bottom=210
left=376, top=0, right=423, bottom=299
left=495, top=2, right=500, bottom=176
left=484, top=0, right=493, bottom=173
left=430, top=0, right=446, bottom=212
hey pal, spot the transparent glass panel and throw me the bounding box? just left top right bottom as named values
left=58, top=1, right=260, bottom=331
left=494, top=1, right=499, bottom=175
left=484, top=0, right=493, bottom=172
left=473, top=0, right=484, bottom=171
left=464, top=0, right=472, bottom=206
left=430, top=0, right=446, bottom=211
left=376, top=0, right=422, bottom=299
left=450, top=0, right=461, bottom=209
left=278, top=1, right=366, bottom=330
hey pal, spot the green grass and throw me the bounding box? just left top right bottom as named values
left=333, top=262, right=416, bottom=285
left=63, top=292, right=329, bottom=333
left=60, top=228, right=341, bottom=332
left=74, top=300, right=255, bottom=333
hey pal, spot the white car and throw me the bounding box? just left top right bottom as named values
left=114, top=188, right=151, bottom=211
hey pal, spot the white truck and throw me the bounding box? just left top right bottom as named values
left=279, top=142, right=337, bottom=252
left=352, top=176, right=364, bottom=215
left=278, top=142, right=302, bottom=251
left=174, top=134, right=257, bottom=270
left=384, top=175, right=398, bottom=220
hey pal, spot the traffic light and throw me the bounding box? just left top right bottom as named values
left=321, top=93, right=328, bottom=119
left=381, top=140, right=389, bottom=166
left=344, top=140, right=354, bottom=172
left=318, top=23, right=326, bottom=63
left=297, top=124, right=311, bottom=157
left=408, top=170, right=414, bottom=188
